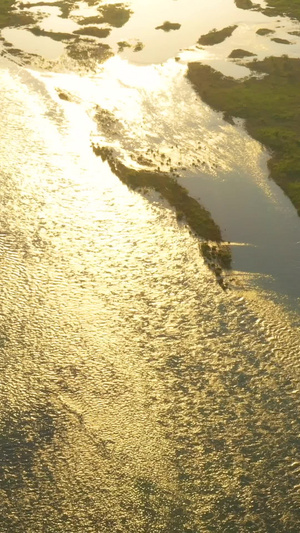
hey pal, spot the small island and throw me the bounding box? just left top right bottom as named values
left=77, top=3, right=132, bottom=28
left=74, top=27, right=111, bottom=39
left=237, top=0, right=300, bottom=20
left=271, top=37, right=291, bottom=44
left=155, top=21, right=181, bottom=32
left=228, top=48, right=256, bottom=58
left=256, top=28, right=275, bottom=35
left=198, top=25, right=238, bottom=46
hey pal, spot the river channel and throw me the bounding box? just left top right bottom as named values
left=1, top=0, right=300, bottom=531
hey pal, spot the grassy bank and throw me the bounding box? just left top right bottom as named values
left=262, top=0, right=300, bottom=20
left=187, top=57, right=300, bottom=214
left=0, top=0, right=15, bottom=27
left=92, top=146, right=231, bottom=272
left=235, top=0, right=300, bottom=21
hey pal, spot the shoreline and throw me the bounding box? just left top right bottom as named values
left=187, top=57, right=300, bottom=216
left=92, top=145, right=232, bottom=284
left=235, top=0, right=300, bottom=21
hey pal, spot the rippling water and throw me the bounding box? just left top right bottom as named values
left=1, top=0, right=300, bottom=529
left=1, top=55, right=300, bottom=532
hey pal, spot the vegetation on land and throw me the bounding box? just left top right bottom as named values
left=228, top=49, right=256, bottom=58
left=117, top=40, right=131, bottom=52
left=0, top=0, right=16, bottom=27
left=77, top=16, right=106, bottom=25
left=271, top=37, right=291, bottom=44
left=236, top=0, right=300, bottom=20
left=187, top=56, right=300, bottom=214
left=133, top=41, right=144, bottom=52
left=262, top=0, right=300, bottom=20
left=198, top=25, right=238, bottom=46
left=155, top=21, right=181, bottom=32
left=76, top=4, right=131, bottom=27
left=74, top=26, right=111, bottom=38
left=96, top=4, right=132, bottom=28
left=256, top=28, right=275, bottom=36
left=235, top=0, right=254, bottom=9
left=20, top=0, right=76, bottom=20
left=92, top=145, right=231, bottom=272
left=66, top=39, right=113, bottom=63
left=29, top=27, right=74, bottom=40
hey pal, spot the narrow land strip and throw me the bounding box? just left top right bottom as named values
left=92, top=145, right=231, bottom=275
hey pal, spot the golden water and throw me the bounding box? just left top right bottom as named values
left=1, top=57, right=300, bottom=531
left=1, top=0, right=300, bottom=530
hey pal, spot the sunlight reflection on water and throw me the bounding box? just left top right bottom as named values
left=0, top=55, right=300, bottom=531
left=29, top=55, right=300, bottom=302
left=1, top=0, right=300, bottom=522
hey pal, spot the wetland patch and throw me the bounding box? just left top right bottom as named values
left=95, top=3, right=132, bottom=28
left=271, top=36, right=291, bottom=44
left=74, top=26, right=111, bottom=38
left=236, top=0, right=300, bottom=21
left=228, top=48, right=256, bottom=58
left=187, top=56, right=300, bottom=215
left=198, top=25, right=238, bottom=46
left=0, top=0, right=16, bottom=27
left=256, top=28, right=275, bottom=35
left=155, top=21, right=181, bottom=32
left=92, top=144, right=231, bottom=274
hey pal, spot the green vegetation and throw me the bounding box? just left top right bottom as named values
left=117, top=40, right=131, bottom=52
left=198, top=25, right=238, bottom=46
left=256, top=28, right=275, bottom=35
left=235, top=0, right=254, bottom=8
left=97, top=3, right=132, bottom=28
left=155, top=21, right=181, bottom=32
left=228, top=48, right=256, bottom=58
left=66, top=39, right=113, bottom=63
left=236, top=0, right=300, bottom=20
left=74, top=26, right=111, bottom=38
left=271, top=37, right=291, bottom=44
left=92, top=146, right=231, bottom=271
left=187, top=56, right=300, bottom=214
left=0, top=0, right=15, bottom=27
left=29, top=27, right=74, bottom=40
left=77, top=16, right=104, bottom=25
left=133, top=41, right=144, bottom=52
left=262, top=0, right=300, bottom=20
left=93, top=147, right=221, bottom=241
left=0, top=0, right=37, bottom=31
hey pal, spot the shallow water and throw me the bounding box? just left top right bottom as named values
left=1, top=0, right=300, bottom=530
left=33, top=56, right=300, bottom=304
left=1, top=56, right=300, bottom=532
left=115, top=1, right=300, bottom=65
left=2, top=0, right=298, bottom=302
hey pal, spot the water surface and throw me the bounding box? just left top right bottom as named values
left=1, top=1, right=300, bottom=530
